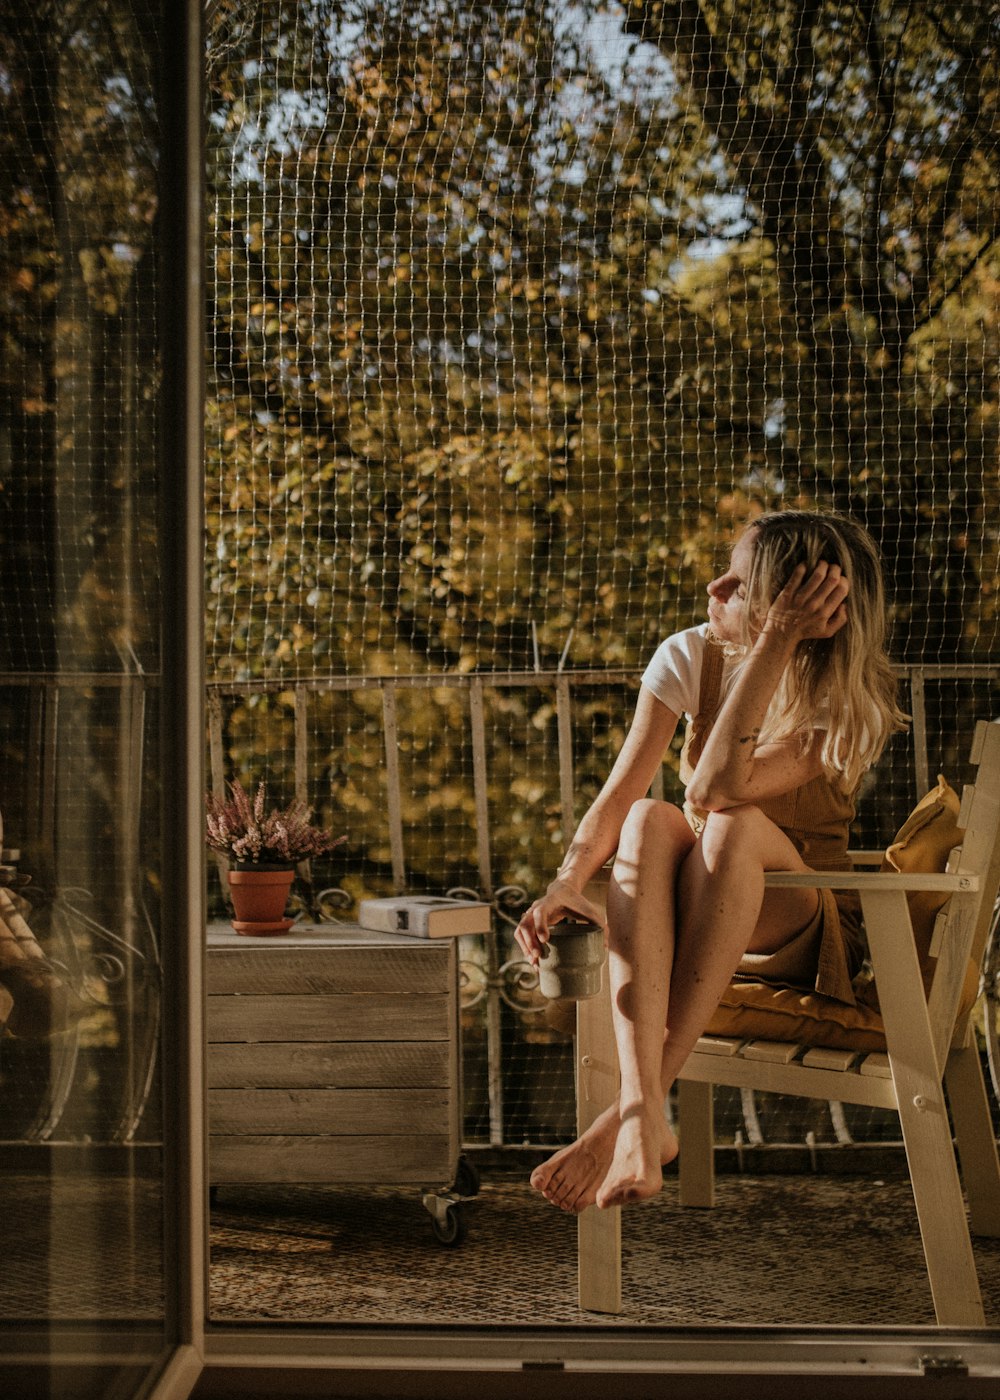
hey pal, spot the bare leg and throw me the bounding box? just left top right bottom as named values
left=657, top=805, right=819, bottom=1088
left=595, top=804, right=818, bottom=1208
left=590, top=802, right=694, bottom=1206
left=531, top=800, right=694, bottom=1212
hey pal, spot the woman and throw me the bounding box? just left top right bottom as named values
left=514, top=511, right=906, bottom=1214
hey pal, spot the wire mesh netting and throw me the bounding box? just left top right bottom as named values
left=0, top=0, right=163, bottom=1144
left=204, top=0, right=1000, bottom=1152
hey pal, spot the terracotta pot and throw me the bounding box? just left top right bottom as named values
left=227, top=867, right=295, bottom=932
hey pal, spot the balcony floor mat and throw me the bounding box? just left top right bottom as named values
left=207, top=1174, right=1000, bottom=1327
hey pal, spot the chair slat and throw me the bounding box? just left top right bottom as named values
left=741, top=1040, right=800, bottom=1064
left=801, top=1047, right=858, bottom=1072
left=693, top=1035, right=743, bottom=1057
left=859, top=1052, right=891, bottom=1078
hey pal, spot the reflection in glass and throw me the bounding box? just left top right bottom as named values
left=0, top=3, right=165, bottom=1393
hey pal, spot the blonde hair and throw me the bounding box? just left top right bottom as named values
left=736, top=511, right=908, bottom=792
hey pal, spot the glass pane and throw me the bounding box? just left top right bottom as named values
left=203, top=0, right=1000, bottom=1338
left=0, top=2, right=168, bottom=1393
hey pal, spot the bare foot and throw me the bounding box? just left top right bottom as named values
left=594, top=1103, right=678, bottom=1210
left=529, top=1104, right=620, bottom=1214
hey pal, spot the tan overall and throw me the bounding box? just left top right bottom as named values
left=679, top=633, right=864, bottom=1005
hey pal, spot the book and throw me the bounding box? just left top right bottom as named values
left=358, top=895, right=492, bottom=938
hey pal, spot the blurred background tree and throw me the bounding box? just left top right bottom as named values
left=204, top=1, right=1000, bottom=897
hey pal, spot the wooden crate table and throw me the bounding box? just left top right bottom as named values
left=206, top=921, right=476, bottom=1243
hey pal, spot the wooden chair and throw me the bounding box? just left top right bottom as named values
left=576, top=720, right=1000, bottom=1326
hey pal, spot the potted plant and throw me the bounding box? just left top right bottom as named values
left=206, top=780, right=345, bottom=935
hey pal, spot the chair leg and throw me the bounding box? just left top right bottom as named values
left=576, top=976, right=621, bottom=1314
left=946, top=1040, right=1000, bottom=1237
left=678, top=1078, right=715, bottom=1208
left=862, top=888, right=986, bottom=1326
left=894, top=1083, right=985, bottom=1325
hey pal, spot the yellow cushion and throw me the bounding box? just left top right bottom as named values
left=705, top=980, right=887, bottom=1052
left=880, top=774, right=963, bottom=992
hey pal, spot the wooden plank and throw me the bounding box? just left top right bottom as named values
left=928, top=726, right=1000, bottom=1057
left=765, top=870, right=977, bottom=892
left=952, top=725, right=1000, bottom=974
left=444, top=940, right=462, bottom=1164
left=928, top=905, right=950, bottom=961
left=210, top=1134, right=454, bottom=1185
left=860, top=1053, right=892, bottom=1079
left=693, top=1036, right=743, bottom=1057
left=206, top=993, right=451, bottom=1044
left=741, top=1040, right=800, bottom=1064
left=681, top=1049, right=897, bottom=1109
left=677, top=1079, right=715, bottom=1208
left=958, top=783, right=976, bottom=830
left=206, top=922, right=433, bottom=950
left=971, top=719, right=989, bottom=764
left=945, top=1041, right=1000, bottom=1237
left=801, top=1047, right=858, bottom=1072
left=576, top=981, right=621, bottom=1315
left=861, top=885, right=985, bottom=1324
left=208, top=1088, right=449, bottom=1135
left=206, top=946, right=451, bottom=996
left=207, top=1041, right=450, bottom=1090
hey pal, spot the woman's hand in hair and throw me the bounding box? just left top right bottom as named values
left=762, top=561, right=849, bottom=644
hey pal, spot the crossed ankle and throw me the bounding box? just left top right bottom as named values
left=617, top=1097, right=666, bottom=1125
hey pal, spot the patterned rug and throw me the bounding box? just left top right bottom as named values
left=208, top=1173, right=1000, bottom=1327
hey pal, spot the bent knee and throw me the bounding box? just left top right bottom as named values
left=700, top=804, right=803, bottom=869
left=700, top=804, right=771, bottom=852
left=619, top=798, right=693, bottom=853
left=702, top=803, right=766, bottom=829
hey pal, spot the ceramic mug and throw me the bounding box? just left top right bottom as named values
left=537, top=920, right=605, bottom=1001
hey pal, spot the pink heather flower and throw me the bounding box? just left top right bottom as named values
left=205, top=780, right=345, bottom=866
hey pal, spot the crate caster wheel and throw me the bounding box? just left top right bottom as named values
left=430, top=1202, right=466, bottom=1246
left=422, top=1190, right=467, bottom=1246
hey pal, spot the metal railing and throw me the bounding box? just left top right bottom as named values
left=207, top=662, right=1000, bottom=1151
left=0, top=663, right=996, bottom=1147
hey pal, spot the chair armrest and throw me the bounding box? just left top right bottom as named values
left=763, top=870, right=978, bottom=893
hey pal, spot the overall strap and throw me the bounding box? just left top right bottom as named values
left=694, top=632, right=726, bottom=726
left=681, top=632, right=727, bottom=784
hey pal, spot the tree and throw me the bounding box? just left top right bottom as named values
left=205, top=0, right=1000, bottom=895
left=621, top=0, right=1000, bottom=658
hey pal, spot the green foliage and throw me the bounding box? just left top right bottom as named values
left=0, top=0, right=159, bottom=673
left=196, top=1, right=997, bottom=896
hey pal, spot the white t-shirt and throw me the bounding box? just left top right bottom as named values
left=640, top=623, right=720, bottom=720
left=641, top=622, right=832, bottom=732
